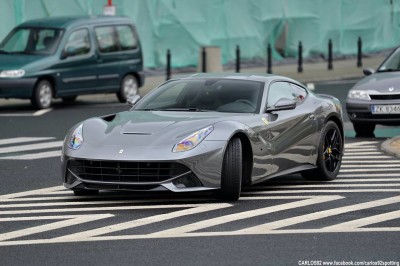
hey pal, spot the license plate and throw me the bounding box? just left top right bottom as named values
left=371, top=104, right=400, bottom=114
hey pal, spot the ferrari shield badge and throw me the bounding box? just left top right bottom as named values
left=119, top=149, right=124, bottom=154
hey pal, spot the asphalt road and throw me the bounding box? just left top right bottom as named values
left=0, top=81, right=400, bottom=266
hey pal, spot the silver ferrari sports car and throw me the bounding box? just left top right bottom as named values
left=62, top=74, right=344, bottom=200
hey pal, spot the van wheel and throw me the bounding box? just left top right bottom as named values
left=62, top=96, right=77, bottom=103
left=117, top=74, right=138, bottom=103
left=31, top=80, right=53, bottom=109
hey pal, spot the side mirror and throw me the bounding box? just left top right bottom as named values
left=266, top=98, right=296, bottom=113
left=363, top=68, right=375, bottom=76
left=61, top=46, right=77, bottom=59
left=127, top=95, right=141, bottom=107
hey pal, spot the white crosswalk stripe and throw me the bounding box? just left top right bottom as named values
left=0, top=140, right=399, bottom=246
left=0, top=137, right=62, bottom=160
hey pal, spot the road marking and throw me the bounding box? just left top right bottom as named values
left=242, top=189, right=400, bottom=194
left=0, top=137, right=55, bottom=146
left=0, top=186, right=65, bottom=200
left=33, top=108, right=52, bottom=116
left=344, top=141, right=380, bottom=147
left=253, top=183, right=400, bottom=189
left=0, top=150, right=61, bottom=160
left=338, top=173, right=400, bottom=177
left=341, top=164, right=400, bottom=168
left=340, top=160, right=400, bottom=164
left=340, top=168, right=400, bottom=172
left=344, top=152, right=384, bottom=156
left=238, top=195, right=400, bottom=233
left=56, top=203, right=232, bottom=240
left=343, top=148, right=381, bottom=152
left=0, top=214, right=114, bottom=241
left=0, top=141, right=62, bottom=154
left=149, top=196, right=343, bottom=236
left=342, top=156, right=392, bottom=159
left=0, top=109, right=52, bottom=117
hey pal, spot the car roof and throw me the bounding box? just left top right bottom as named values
left=17, top=16, right=133, bottom=29
left=178, top=73, right=304, bottom=86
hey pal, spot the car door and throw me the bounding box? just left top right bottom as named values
left=55, top=28, right=98, bottom=95
left=257, top=81, right=317, bottom=173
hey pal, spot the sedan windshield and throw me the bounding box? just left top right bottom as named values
left=134, top=78, right=264, bottom=113
left=378, top=47, right=400, bottom=72
left=0, top=27, right=63, bottom=55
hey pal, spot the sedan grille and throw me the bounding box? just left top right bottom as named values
left=67, top=160, right=191, bottom=184
left=369, top=94, right=400, bottom=100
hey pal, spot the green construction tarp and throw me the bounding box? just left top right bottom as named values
left=1, top=0, right=400, bottom=68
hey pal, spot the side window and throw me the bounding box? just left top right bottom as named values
left=116, top=25, right=137, bottom=50
left=64, top=29, right=90, bottom=57
left=290, top=83, right=308, bottom=104
left=95, top=26, right=118, bottom=53
left=267, top=82, right=296, bottom=107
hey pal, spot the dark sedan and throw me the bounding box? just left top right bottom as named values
left=347, top=46, right=400, bottom=136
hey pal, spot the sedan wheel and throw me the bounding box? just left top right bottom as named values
left=117, top=74, right=138, bottom=103
left=302, top=121, right=343, bottom=181
left=220, top=137, right=242, bottom=201
left=31, top=80, right=53, bottom=109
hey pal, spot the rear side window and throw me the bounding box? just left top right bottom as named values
left=95, top=24, right=138, bottom=53
left=95, top=26, right=118, bottom=53
left=290, top=83, right=308, bottom=104
left=116, top=25, right=137, bottom=50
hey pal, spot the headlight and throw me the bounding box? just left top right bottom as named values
left=68, top=124, right=84, bottom=150
left=173, top=125, right=214, bottom=152
left=348, top=90, right=370, bottom=100
left=0, top=69, right=25, bottom=78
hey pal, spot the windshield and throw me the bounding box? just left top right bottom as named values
left=134, top=78, right=264, bottom=113
left=378, top=47, right=400, bottom=72
left=0, top=27, right=63, bottom=55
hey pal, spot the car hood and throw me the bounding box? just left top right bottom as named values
left=0, top=54, right=48, bottom=70
left=352, top=72, right=400, bottom=94
left=81, top=110, right=250, bottom=147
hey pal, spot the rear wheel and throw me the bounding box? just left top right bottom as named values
left=353, top=122, right=375, bottom=137
left=72, top=189, right=99, bottom=196
left=220, top=137, right=242, bottom=201
left=117, top=74, right=138, bottom=103
left=301, top=121, right=343, bottom=181
left=31, top=80, right=53, bottom=109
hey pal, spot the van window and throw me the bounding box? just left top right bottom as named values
left=95, top=26, right=118, bottom=53
left=64, top=29, right=91, bottom=56
left=116, top=25, right=137, bottom=50
left=0, top=27, right=62, bottom=54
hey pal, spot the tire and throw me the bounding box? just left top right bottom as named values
left=62, top=95, right=78, bottom=103
left=117, top=74, right=138, bottom=103
left=353, top=122, right=375, bottom=137
left=72, top=189, right=99, bottom=196
left=31, top=80, right=53, bottom=109
left=301, top=121, right=343, bottom=181
left=220, top=137, right=242, bottom=201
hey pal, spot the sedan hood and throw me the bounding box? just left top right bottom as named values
left=352, top=72, right=400, bottom=93
left=82, top=110, right=249, bottom=147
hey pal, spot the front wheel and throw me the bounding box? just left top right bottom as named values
left=117, top=74, right=138, bottom=103
left=31, top=80, right=53, bottom=109
left=301, top=121, right=343, bottom=181
left=220, top=137, right=242, bottom=201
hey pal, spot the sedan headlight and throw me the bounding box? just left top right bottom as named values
left=68, top=124, right=84, bottom=150
left=173, top=125, right=214, bottom=152
left=348, top=90, right=371, bottom=100
left=0, top=69, right=25, bottom=78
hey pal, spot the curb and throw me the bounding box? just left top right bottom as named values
left=381, top=136, right=400, bottom=158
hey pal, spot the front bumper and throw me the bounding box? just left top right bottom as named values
left=61, top=140, right=226, bottom=193
left=346, top=98, right=400, bottom=125
left=0, top=78, right=37, bottom=99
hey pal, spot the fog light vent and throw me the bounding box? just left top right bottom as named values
left=172, top=173, right=202, bottom=188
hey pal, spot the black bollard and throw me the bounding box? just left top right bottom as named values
left=166, top=49, right=171, bottom=81
left=328, top=39, right=333, bottom=70
left=267, top=43, right=272, bottom=74
left=236, top=45, right=240, bottom=73
left=357, top=37, right=362, bottom=68
left=298, top=41, right=303, bottom=73
left=202, top=47, right=207, bottom=73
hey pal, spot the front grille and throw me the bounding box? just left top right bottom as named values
left=369, top=94, right=400, bottom=100
left=68, top=160, right=191, bottom=184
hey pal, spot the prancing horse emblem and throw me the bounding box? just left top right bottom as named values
left=119, top=149, right=124, bottom=154
left=389, top=87, right=394, bottom=92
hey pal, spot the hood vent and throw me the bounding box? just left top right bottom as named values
left=101, top=114, right=116, bottom=122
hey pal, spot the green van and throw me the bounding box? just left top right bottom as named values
left=0, top=16, right=144, bottom=109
